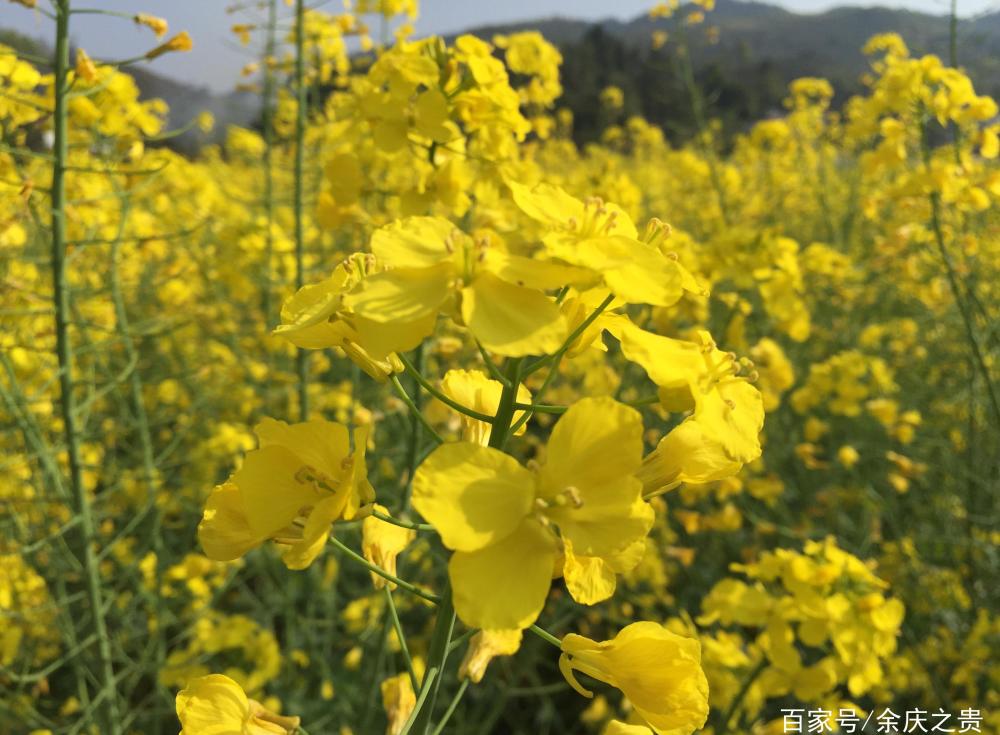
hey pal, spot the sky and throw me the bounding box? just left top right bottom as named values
left=3, top=0, right=996, bottom=93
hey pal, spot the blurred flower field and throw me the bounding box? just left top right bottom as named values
left=1, top=1, right=998, bottom=734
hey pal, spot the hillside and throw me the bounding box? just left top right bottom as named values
left=463, top=0, right=1000, bottom=141
left=4, top=1, right=998, bottom=148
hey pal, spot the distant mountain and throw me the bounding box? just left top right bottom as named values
left=4, top=1, right=999, bottom=150
left=125, top=65, right=259, bottom=154
left=460, top=1, right=1000, bottom=141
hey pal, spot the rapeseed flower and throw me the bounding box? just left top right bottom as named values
left=198, top=419, right=374, bottom=569
left=412, top=397, right=653, bottom=629
left=559, top=622, right=709, bottom=735
left=176, top=674, right=299, bottom=735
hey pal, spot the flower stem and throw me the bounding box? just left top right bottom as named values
left=293, top=0, right=309, bottom=421
left=384, top=586, right=420, bottom=693
left=327, top=535, right=438, bottom=604
left=51, top=3, right=122, bottom=732
left=371, top=508, right=435, bottom=532
left=391, top=373, right=444, bottom=446
left=399, top=352, right=494, bottom=423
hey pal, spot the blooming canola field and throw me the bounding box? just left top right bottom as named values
left=1, top=1, right=998, bottom=734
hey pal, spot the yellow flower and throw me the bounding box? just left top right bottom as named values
left=198, top=419, right=375, bottom=569
left=837, top=445, right=860, bottom=468
left=616, top=322, right=764, bottom=464
left=274, top=254, right=414, bottom=380
left=74, top=49, right=97, bottom=83
left=344, top=216, right=580, bottom=356
left=559, top=622, right=709, bottom=735
left=380, top=672, right=415, bottom=735
left=600, top=85, right=625, bottom=111
left=635, top=419, right=741, bottom=496
left=361, top=504, right=415, bottom=589
left=510, top=182, right=703, bottom=308
left=605, top=722, right=653, bottom=735
left=232, top=23, right=254, bottom=45
left=439, top=369, right=531, bottom=445
left=145, top=32, right=193, bottom=60
left=176, top=674, right=300, bottom=735
left=458, top=629, right=522, bottom=683
left=134, top=13, right=169, bottom=37
left=412, top=397, right=653, bottom=629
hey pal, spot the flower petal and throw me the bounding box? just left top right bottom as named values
left=254, top=418, right=350, bottom=481
left=370, top=216, right=455, bottom=268
left=197, top=482, right=261, bottom=561
left=344, top=264, right=452, bottom=324
left=412, top=442, right=535, bottom=552
left=461, top=273, right=567, bottom=356
left=449, top=518, right=557, bottom=629
left=562, top=540, right=617, bottom=605
left=539, top=396, right=644, bottom=493
left=232, top=445, right=316, bottom=537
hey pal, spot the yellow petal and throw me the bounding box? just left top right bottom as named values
left=439, top=369, right=532, bottom=444
left=604, top=721, right=653, bottom=735
left=615, top=322, right=703, bottom=391
left=344, top=425, right=376, bottom=520
left=354, top=312, right=437, bottom=359
left=362, top=504, right=416, bottom=589
left=344, top=264, right=453, bottom=324
left=176, top=674, right=249, bottom=735
left=692, top=380, right=764, bottom=464
left=549, top=487, right=653, bottom=563
left=636, top=420, right=741, bottom=493
left=538, top=396, right=643, bottom=493
left=254, top=417, right=351, bottom=480
left=232, top=445, right=316, bottom=538
left=412, top=442, right=535, bottom=552
left=197, top=482, right=261, bottom=561
left=449, top=518, right=557, bottom=630
left=462, top=272, right=567, bottom=356
left=458, top=629, right=523, bottom=683
left=370, top=216, right=455, bottom=268
left=483, top=250, right=592, bottom=291
left=603, top=247, right=690, bottom=307
left=508, top=180, right=583, bottom=228
left=562, top=540, right=617, bottom=605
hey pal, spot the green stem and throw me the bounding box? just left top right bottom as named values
left=523, top=293, right=615, bottom=377
left=398, top=352, right=494, bottom=423
left=327, top=535, right=439, bottom=604
left=489, top=359, right=523, bottom=450
left=293, top=0, right=309, bottom=420
left=371, top=509, right=435, bottom=532
left=921, top=119, right=1000, bottom=429
left=429, top=679, right=470, bottom=735
left=476, top=341, right=510, bottom=385
left=391, top=374, right=444, bottom=445
left=51, top=3, right=122, bottom=732
left=108, top=199, right=168, bottom=733
left=400, top=667, right=439, bottom=735
left=407, top=596, right=455, bottom=735
left=676, top=32, right=731, bottom=227
left=528, top=624, right=562, bottom=648
left=510, top=294, right=615, bottom=436
left=383, top=586, right=420, bottom=693
left=401, top=344, right=428, bottom=507
left=261, top=0, right=277, bottom=328
left=512, top=401, right=565, bottom=414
